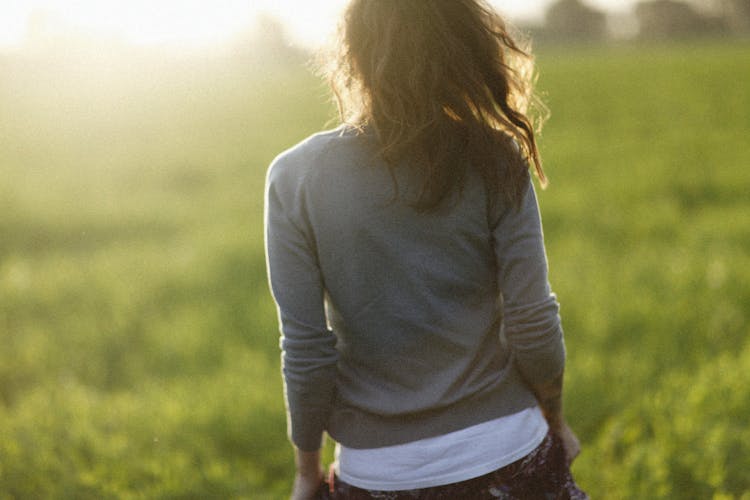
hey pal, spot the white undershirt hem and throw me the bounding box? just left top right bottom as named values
left=335, top=406, right=549, bottom=491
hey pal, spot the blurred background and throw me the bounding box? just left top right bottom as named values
left=0, top=0, right=748, bottom=498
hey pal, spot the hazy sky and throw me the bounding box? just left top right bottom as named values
left=0, top=0, right=638, bottom=49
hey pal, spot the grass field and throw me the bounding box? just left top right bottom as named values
left=0, top=40, right=748, bottom=498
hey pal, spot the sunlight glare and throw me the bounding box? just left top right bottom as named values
left=0, top=0, right=634, bottom=50
left=4, top=0, right=257, bottom=48
left=70, top=1, right=252, bottom=47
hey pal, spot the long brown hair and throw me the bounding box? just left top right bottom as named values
left=326, top=0, right=547, bottom=210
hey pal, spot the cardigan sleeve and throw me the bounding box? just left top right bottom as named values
left=492, top=178, right=566, bottom=385
left=264, top=160, right=338, bottom=452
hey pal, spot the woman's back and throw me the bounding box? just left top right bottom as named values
left=267, top=126, right=563, bottom=449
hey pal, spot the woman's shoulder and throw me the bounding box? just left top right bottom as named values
left=267, top=125, right=370, bottom=185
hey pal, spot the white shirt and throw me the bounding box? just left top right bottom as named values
left=335, top=406, right=549, bottom=491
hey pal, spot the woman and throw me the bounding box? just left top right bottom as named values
left=265, top=1, right=587, bottom=498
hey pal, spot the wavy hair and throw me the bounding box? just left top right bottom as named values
left=325, top=0, right=547, bottom=210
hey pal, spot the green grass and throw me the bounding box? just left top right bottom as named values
left=535, top=41, right=750, bottom=498
left=0, top=40, right=748, bottom=498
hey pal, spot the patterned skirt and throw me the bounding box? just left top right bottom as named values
left=316, top=431, right=588, bottom=500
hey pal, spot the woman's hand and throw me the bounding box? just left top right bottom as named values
left=290, top=448, right=323, bottom=500
left=525, top=372, right=581, bottom=465
left=290, top=471, right=323, bottom=500
left=553, top=420, right=581, bottom=465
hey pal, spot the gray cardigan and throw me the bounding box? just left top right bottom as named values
left=265, top=126, right=565, bottom=451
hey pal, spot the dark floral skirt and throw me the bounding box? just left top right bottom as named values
left=317, top=431, right=588, bottom=499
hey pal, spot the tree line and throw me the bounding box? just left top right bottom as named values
left=531, top=0, right=750, bottom=42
